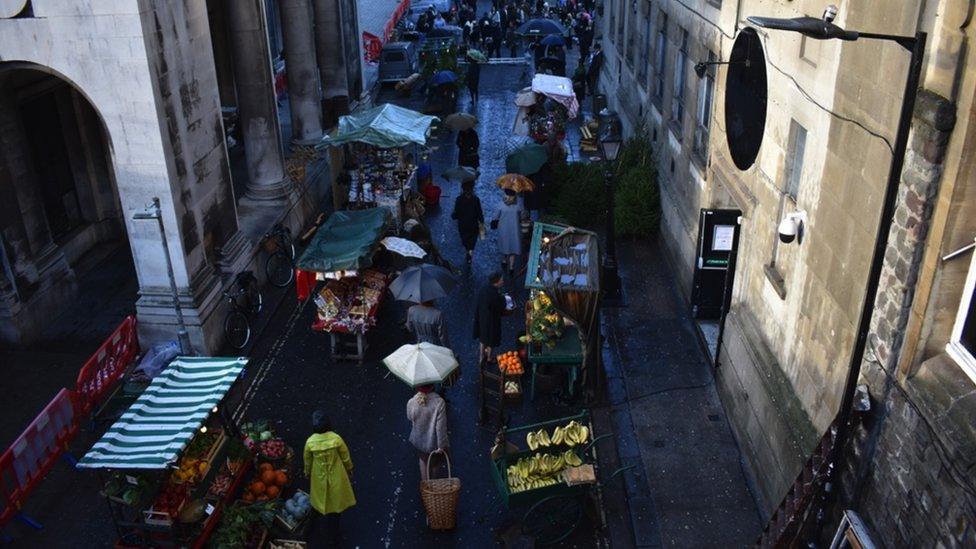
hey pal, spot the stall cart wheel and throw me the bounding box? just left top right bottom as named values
left=521, top=494, right=584, bottom=545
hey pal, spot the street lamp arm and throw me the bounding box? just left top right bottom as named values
left=855, top=31, right=917, bottom=51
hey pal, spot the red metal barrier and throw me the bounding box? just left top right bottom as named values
left=0, top=389, right=80, bottom=527
left=75, top=315, right=139, bottom=416
left=364, top=0, right=411, bottom=62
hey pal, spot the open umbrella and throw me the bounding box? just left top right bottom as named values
left=430, top=70, right=457, bottom=86
left=496, top=173, right=535, bottom=192
left=443, top=112, right=478, bottom=131
left=514, top=87, right=538, bottom=107
left=384, top=343, right=459, bottom=387
left=381, top=237, right=427, bottom=259
left=389, top=263, right=457, bottom=303
left=466, top=49, right=488, bottom=63
left=442, top=165, right=479, bottom=181
left=540, top=34, right=565, bottom=47
left=518, top=18, right=566, bottom=37
left=505, top=143, right=548, bottom=175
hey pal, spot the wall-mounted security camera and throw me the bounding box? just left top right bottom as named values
left=822, top=4, right=838, bottom=23
left=778, top=210, right=807, bottom=244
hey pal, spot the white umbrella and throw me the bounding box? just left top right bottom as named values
left=381, top=236, right=427, bottom=259
left=515, top=87, right=538, bottom=107
left=383, top=343, right=459, bottom=387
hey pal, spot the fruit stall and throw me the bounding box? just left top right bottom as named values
left=489, top=410, right=612, bottom=545
left=522, top=223, right=602, bottom=402
left=295, top=208, right=392, bottom=362
left=77, top=356, right=259, bottom=548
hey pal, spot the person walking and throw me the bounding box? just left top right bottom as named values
left=451, top=179, right=484, bottom=263
left=407, top=385, right=450, bottom=481
left=473, top=272, right=506, bottom=364
left=304, top=410, right=355, bottom=548
left=456, top=127, right=480, bottom=168
left=466, top=57, right=481, bottom=104
left=406, top=301, right=450, bottom=347
left=506, top=21, right=519, bottom=57
left=492, top=189, right=524, bottom=276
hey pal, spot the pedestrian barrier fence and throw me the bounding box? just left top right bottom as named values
left=0, top=388, right=80, bottom=531
left=75, top=315, right=139, bottom=416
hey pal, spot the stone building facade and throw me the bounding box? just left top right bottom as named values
left=0, top=0, right=361, bottom=352
left=598, top=0, right=976, bottom=544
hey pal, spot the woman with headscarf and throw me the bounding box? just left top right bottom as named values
left=304, top=410, right=355, bottom=547
left=492, top=189, right=525, bottom=276
left=451, top=178, right=484, bottom=264
left=407, top=385, right=450, bottom=480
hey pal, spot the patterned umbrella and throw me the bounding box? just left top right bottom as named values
left=496, top=173, right=536, bottom=192
left=381, top=237, right=427, bottom=259
left=466, top=49, right=489, bottom=63
left=443, top=112, right=478, bottom=131
left=515, top=87, right=538, bottom=107
left=384, top=343, right=459, bottom=387
left=517, top=18, right=566, bottom=37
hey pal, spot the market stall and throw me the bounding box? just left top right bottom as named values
left=77, top=356, right=254, bottom=548
left=522, top=223, right=601, bottom=401
left=296, top=208, right=392, bottom=362
left=318, top=103, right=438, bottom=232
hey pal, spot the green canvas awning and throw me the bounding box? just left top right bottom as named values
left=77, top=357, right=247, bottom=470
left=317, top=103, right=438, bottom=149
left=296, top=208, right=390, bottom=273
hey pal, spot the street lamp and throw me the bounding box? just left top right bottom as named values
left=133, top=197, right=193, bottom=355
left=747, top=4, right=926, bottom=539
left=599, top=123, right=623, bottom=304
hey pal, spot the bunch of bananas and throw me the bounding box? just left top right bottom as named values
left=506, top=450, right=585, bottom=494
left=526, top=421, right=590, bottom=450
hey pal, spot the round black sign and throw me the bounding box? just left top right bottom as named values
left=724, top=27, right=767, bottom=171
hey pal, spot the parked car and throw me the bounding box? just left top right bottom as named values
left=378, top=42, right=418, bottom=83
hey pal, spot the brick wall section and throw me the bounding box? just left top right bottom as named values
left=833, top=90, right=976, bottom=546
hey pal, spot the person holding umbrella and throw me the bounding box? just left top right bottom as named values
left=406, top=300, right=450, bottom=348
left=406, top=385, right=450, bottom=481
left=457, top=127, right=480, bottom=168
left=451, top=178, right=484, bottom=264
left=466, top=54, right=481, bottom=103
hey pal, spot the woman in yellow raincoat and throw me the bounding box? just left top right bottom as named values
left=304, top=410, right=355, bottom=546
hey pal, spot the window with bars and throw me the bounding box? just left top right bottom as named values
left=693, top=50, right=716, bottom=163
left=671, top=28, right=688, bottom=135
left=653, top=11, right=667, bottom=105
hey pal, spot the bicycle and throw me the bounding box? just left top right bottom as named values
left=223, top=271, right=262, bottom=350
left=262, top=223, right=296, bottom=288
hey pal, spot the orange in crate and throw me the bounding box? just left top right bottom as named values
left=497, top=351, right=524, bottom=375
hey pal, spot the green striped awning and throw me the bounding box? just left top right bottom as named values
left=77, top=356, right=247, bottom=470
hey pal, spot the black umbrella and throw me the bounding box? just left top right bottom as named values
left=540, top=34, right=565, bottom=46
left=517, top=18, right=566, bottom=37
left=389, top=264, right=457, bottom=303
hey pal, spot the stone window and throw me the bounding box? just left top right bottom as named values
left=693, top=50, right=716, bottom=165
left=671, top=28, right=689, bottom=138
left=947, top=239, right=976, bottom=384
left=638, top=2, right=652, bottom=84
left=653, top=11, right=668, bottom=106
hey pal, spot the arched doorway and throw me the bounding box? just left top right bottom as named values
left=0, top=63, right=137, bottom=357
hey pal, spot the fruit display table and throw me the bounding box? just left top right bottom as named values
left=527, top=325, right=583, bottom=401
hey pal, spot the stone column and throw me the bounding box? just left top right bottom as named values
left=312, top=0, right=349, bottom=128
left=226, top=0, right=289, bottom=202
left=280, top=0, right=323, bottom=145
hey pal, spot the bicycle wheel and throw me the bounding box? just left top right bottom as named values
left=245, top=278, right=263, bottom=315
left=522, top=495, right=584, bottom=545
left=266, top=251, right=294, bottom=288
left=224, top=310, right=251, bottom=349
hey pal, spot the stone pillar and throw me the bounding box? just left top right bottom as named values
left=280, top=0, right=324, bottom=145
left=226, top=0, right=289, bottom=202
left=312, top=0, right=349, bottom=128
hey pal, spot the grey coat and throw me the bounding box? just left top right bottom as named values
left=494, top=200, right=523, bottom=256
left=407, top=392, right=449, bottom=453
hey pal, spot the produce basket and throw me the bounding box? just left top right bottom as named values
left=143, top=508, right=176, bottom=527
left=269, top=540, right=307, bottom=549
left=274, top=490, right=311, bottom=535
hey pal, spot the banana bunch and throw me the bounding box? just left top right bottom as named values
left=526, top=428, right=552, bottom=451
left=506, top=450, right=585, bottom=493
left=557, top=420, right=589, bottom=447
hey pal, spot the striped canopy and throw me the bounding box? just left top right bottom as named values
left=78, top=356, right=247, bottom=470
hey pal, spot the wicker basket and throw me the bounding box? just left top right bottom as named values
left=420, top=450, right=460, bottom=530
